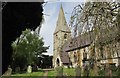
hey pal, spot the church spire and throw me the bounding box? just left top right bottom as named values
left=54, top=4, right=71, bottom=34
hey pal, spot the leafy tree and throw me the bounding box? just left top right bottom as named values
left=11, top=29, right=49, bottom=71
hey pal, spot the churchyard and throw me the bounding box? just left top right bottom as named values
left=2, top=1, right=120, bottom=77
left=11, top=68, right=75, bottom=76
left=9, top=66, right=119, bottom=77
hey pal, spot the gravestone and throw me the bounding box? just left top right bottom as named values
left=75, top=64, right=81, bottom=77
left=55, top=66, right=63, bottom=76
left=32, top=64, right=38, bottom=72
left=3, top=66, right=12, bottom=76
left=27, top=65, right=32, bottom=73
left=105, top=64, right=112, bottom=76
left=83, top=64, right=89, bottom=76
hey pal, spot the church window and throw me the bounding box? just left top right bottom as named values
left=83, top=52, right=87, bottom=61
left=56, top=58, right=60, bottom=66
left=100, top=47, right=104, bottom=58
left=64, top=33, right=67, bottom=39
left=74, top=52, right=77, bottom=63
left=84, top=49, right=85, bottom=52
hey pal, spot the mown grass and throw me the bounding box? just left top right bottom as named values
left=46, top=68, right=75, bottom=76
left=10, top=68, right=76, bottom=77
left=11, top=71, right=44, bottom=76
left=48, top=68, right=75, bottom=76
left=63, top=68, right=75, bottom=76
left=47, top=70, right=56, bottom=76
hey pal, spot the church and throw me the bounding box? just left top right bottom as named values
left=53, top=5, right=120, bottom=69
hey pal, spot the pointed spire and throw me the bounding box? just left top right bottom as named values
left=59, top=4, right=64, bottom=19
left=54, top=4, right=71, bottom=34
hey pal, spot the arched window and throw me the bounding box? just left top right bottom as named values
left=56, top=34, right=58, bottom=37
left=64, top=33, right=67, bottom=39
left=74, top=52, right=77, bottom=63
left=56, top=58, right=60, bottom=66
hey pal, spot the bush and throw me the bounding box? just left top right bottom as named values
left=116, top=67, right=120, bottom=76
left=32, top=64, right=38, bottom=72
left=15, top=67, right=20, bottom=73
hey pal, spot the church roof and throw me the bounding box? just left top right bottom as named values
left=63, top=31, right=95, bottom=52
left=54, top=5, right=71, bottom=34
left=62, top=25, right=120, bottom=52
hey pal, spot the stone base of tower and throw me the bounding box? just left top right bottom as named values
left=53, top=4, right=71, bottom=69
left=53, top=54, right=71, bottom=68
left=53, top=55, right=63, bottom=68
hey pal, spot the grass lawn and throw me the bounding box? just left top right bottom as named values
left=11, top=71, right=44, bottom=76
left=11, top=68, right=44, bottom=76
left=10, top=68, right=75, bottom=77
left=47, top=70, right=56, bottom=76
left=47, top=68, right=75, bottom=76
left=63, top=68, right=75, bottom=76
left=47, top=70, right=57, bottom=78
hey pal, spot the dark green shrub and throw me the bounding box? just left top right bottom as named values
left=116, top=67, right=120, bottom=76
left=15, top=67, right=20, bottom=73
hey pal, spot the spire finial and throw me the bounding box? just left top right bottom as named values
left=54, top=3, right=71, bottom=34
left=60, top=3, right=62, bottom=8
left=60, top=3, right=63, bottom=12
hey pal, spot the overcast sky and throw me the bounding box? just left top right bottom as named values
left=39, top=2, right=83, bottom=55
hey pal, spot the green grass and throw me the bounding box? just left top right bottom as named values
left=47, top=70, right=57, bottom=78
left=11, top=68, right=75, bottom=77
left=11, top=71, right=44, bottom=76
left=63, top=68, right=75, bottom=76
left=47, top=68, right=75, bottom=76
left=48, top=68, right=75, bottom=76
left=47, top=70, right=56, bottom=76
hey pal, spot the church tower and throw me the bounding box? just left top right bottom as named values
left=53, top=5, right=71, bottom=68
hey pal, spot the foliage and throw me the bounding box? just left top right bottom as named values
left=98, top=69, right=105, bottom=76
left=70, top=2, right=120, bottom=42
left=116, top=67, right=120, bottom=76
left=40, top=55, right=53, bottom=69
left=70, top=3, right=120, bottom=76
left=11, top=29, right=49, bottom=71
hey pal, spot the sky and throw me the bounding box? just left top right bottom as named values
left=39, top=1, right=83, bottom=55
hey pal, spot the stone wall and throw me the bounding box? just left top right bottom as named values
left=67, top=40, right=120, bottom=68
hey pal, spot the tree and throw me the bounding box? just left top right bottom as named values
left=2, top=2, right=44, bottom=74
left=70, top=2, right=120, bottom=76
left=11, top=29, right=49, bottom=71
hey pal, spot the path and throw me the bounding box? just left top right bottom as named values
left=43, top=69, right=53, bottom=78
left=43, top=70, right=48, bottom=77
